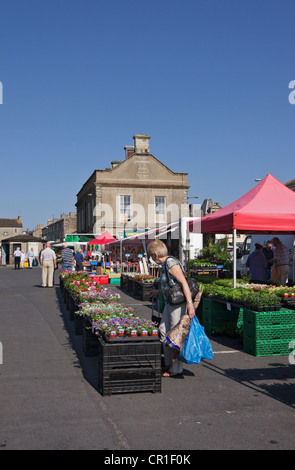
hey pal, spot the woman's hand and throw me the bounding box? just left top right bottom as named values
left=150, top=289, right=160, bottom=298
left=187, top=302, right=195, bottom=319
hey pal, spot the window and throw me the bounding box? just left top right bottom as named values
left=120, top=195, right=131, bottom=222
left=155, top=196, right=166, bottom=223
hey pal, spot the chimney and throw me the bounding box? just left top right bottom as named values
left=133, top=134, right=150, bottom=154
left=124, top=145, right=135, bottom=159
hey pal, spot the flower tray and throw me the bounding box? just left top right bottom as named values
left=101, top=333, right=159, bottom=343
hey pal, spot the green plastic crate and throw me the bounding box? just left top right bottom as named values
left=201, top=298, right=243, bottom=336
left=243, top=323, right=295, bottom=342
left=243, top=337, right=293, bottom=357
left=109, top=278, right=121, bottom=284
left=243, top=308, right=295, bottom=328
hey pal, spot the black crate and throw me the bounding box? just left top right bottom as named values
left=74, top=312, right=83, bottom=335
left=97, top=336, right=162, bottom=370
left=98, top=366, right=161, bottom=396
left=97, top=336, right=162, bottom=395
left=68, top=293, right=79, bottom=321
left=83, top=318, right=99, bottom=356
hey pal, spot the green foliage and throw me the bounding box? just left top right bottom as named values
left=191, top=238, right=233, bottom=269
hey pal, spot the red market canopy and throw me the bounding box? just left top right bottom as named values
left=189, top=174, right=295, bottom=235
left=87, top=231, right=117, bottom=245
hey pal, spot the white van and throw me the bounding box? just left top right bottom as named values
left=237, top=234, right=295, bottom=282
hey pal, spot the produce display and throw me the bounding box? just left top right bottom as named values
left=196, top=277, right=294, bottom=311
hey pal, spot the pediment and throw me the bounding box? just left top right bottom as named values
left=97, top=154, right=187, bottom=184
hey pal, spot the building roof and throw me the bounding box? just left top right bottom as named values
left=0, top=218, right=23, bottom=228
left=2, top=234, right=45, bottom=243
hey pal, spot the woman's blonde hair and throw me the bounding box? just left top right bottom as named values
left=147, top=239, right=168, bottom=258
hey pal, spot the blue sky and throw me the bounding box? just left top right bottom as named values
left=1, top=0, right=294, bottom=231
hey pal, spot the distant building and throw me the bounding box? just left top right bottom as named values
left=42, top=212, right=77, bottom=242
left=0, top=216, right=23, bottom=244
left=1, top=233, right=45, bottom=265
left=286, top=178, right=295, bottom=192
left=76, top=134, right=190, bottom=238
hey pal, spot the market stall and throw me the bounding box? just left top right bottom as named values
left=189, top=174, right=295, bottom=287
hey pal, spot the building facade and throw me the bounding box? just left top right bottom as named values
left=41, top=212, right=77, bottom=242
left=76, top=134, right=190, bottom=238
left=0, top=217, right=23, bottom=244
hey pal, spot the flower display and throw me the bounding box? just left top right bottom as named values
left=61, top=271, right=159, bottom=339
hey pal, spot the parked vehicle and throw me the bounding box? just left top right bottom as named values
left=237, top=234, right=295, bottom=282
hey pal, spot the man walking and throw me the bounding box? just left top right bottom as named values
left=61, top=243, right=74, bottom=271
left=13, top=247, right=22, bottom=270
left=40, top=242, right=56, bottom=287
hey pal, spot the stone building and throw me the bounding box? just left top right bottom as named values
left=76, top=134, right=190, bottom=238
left=286, top=178, right=295, bottom=192
left=1, top=233, right=45, bottom=265
left=0, top=217, right=23, bottom=244
left=42, top=212, right=77, bottom=242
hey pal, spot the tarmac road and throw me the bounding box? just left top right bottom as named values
left=0, top=266, right=295, bottom=452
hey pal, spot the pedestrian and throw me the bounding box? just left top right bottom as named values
left=263, top=241, right=274, bottom=281
left=27, top=247, right=35, bottom=269
left=61, top=243, right=74, bottom=271
left=74, top=248, right=84, bottom=271
left=272, top=237, right=289, bottom=286
left=147, top=239, right=195, bottom=378
left=40, top=242, right=57, bottom=287
left=246, top=243, right=268, bottom=282
left=13, top=247, right=22, bottom=270
left=20, top=250, right=26, bottom=269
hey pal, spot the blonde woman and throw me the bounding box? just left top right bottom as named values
left=148, top=239, right=195, bottom=377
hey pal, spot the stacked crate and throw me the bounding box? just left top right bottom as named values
left=243, top=308, right=295, bottom=356
left=97, top=336, right=162, bottom=396
left=83, top=317, right=99, bottom=357
left=201, top=297, right=243, bottom=336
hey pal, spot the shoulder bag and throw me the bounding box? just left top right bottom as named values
left=164, top=257, right=199, bottom=305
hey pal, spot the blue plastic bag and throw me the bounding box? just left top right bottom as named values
left=179, top=315, right=213, bottom=364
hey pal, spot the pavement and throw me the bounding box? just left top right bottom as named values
left=1, top=266, right=295, bottom=452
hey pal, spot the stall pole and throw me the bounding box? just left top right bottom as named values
left=233, top=228, right=237, bottom=288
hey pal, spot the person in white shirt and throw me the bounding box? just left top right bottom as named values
left=40, top=243, right=57, bottom=287
left=13, top=247, right=22, bottom=270
left=27, top=247, right=35, bottom=269
left=20, top=250, right=26, bottom=268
